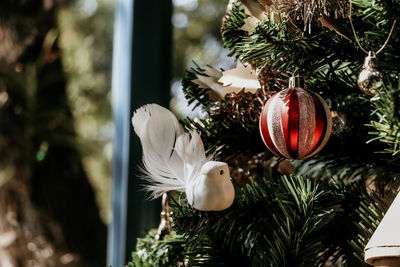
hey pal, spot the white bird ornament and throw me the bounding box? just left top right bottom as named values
left=131, top=104, right=235, bottom=211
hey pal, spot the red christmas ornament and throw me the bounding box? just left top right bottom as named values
left=259, top=77, right=332, bottom=159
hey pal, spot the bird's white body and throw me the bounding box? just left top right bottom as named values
left=186, top=161, right=235, bottom=211
left=132, top=104, right=234, bottom=211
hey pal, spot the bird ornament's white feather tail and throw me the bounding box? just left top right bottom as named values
left=131, top=104, right=207, bottom=198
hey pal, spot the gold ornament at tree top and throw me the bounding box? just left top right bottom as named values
left=348, top=0, right=397, bottom=95
left=357, top=52, right=382, bottom=95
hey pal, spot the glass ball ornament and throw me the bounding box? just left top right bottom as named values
left=330, top=110, right=346, bottom=135
left=357, top=52, right=383, bottom=95
left=259, top=76, right=332, bottom=159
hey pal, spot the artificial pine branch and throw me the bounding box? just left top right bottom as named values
left=344, top=186, right=395, bottom=266
left=130, top=176, right=395, bottom=266
left=368, top=80, right=400, bottom=155
left=182, top=63, right=215, bottom=110
left=170, top=175, right=352, bottom=267
left=128, top=230, right=186, bottom=267
left=221, top=3, right=357, bottom=76
left=220, top=4, right=247, bottom=58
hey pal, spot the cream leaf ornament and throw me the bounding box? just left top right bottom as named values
left=240, top=0, right=266, bottom=20
left=240, top=17, right=259, bottom=32
left=132, top=104, right=235, bottom=211
left=218, top=61, right=261, bottom=94
left=192, top=66, right=225, bottom=99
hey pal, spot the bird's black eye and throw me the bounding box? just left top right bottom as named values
left=220, top=170, right=224, bottom=175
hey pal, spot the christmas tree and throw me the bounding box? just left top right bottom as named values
left=128, top=0, right=400, bottom=266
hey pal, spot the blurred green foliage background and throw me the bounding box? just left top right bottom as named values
left=58, top=0, right=115, bottom=224
left=171, top=0, right=232, bottom=117
left=58, top=0, right=232, bottom=224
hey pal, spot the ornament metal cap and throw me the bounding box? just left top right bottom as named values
left=363, top=51, right=379, bottom=69
left=289, top=76, right=306, bottom=89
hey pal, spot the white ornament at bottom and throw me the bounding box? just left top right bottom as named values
left=365, top=191, right=400, bottom=266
